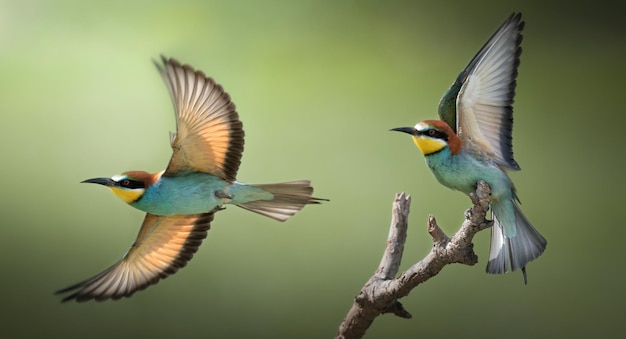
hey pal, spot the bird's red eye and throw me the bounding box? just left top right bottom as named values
left=428, top=129, right=436, bottom=136
left=117, top=178, right=145, bottom=189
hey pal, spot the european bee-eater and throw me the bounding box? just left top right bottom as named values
left=57, top=56, right=324, bottom=302
left=391, top=13, right=546, bottom=282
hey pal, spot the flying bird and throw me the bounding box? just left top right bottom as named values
left=57, top=56, right=324, bottom=302
left=391, top=13, right=546, bottom=283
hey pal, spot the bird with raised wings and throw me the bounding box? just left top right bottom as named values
left=391, top=13, right=546, bottom=282
left=56, top=56, right=324, bottom=302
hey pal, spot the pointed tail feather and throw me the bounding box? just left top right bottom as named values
left=487, top=214, right=511, bottom=274
left=487, top=201, right=547, bottom=278
left=236, top=180, right=326, bottom=222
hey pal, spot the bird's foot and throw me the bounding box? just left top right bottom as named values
left=215, top=190, right=233, bottom=199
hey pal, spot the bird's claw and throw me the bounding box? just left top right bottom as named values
left=215, top=190, right=233, bottom=199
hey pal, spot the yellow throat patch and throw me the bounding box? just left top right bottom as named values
left=110, top=187, right=144, bottom=203
left=412, top=136, right=447, bottom=155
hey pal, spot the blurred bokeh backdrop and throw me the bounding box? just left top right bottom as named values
left=1, top=0, right=624, bottom=338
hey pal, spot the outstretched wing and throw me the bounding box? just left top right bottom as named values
left=155, top=56, right=244, bottom=181
left=56, top=211, right=216, bottom=302
left=439, top=13, right=523, bottom=170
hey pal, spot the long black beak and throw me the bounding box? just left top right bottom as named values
left=81, top=177, right=116, bottom=186
left=390, top=127, right=417, bottom=135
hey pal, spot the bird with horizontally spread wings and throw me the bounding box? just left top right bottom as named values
left=56, top=56, right=325, bottom=302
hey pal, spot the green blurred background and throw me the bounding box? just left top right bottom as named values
left=1, top=0, right=624, bottom=338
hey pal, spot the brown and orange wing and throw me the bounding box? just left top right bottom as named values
left=155, top=56, right=244, bottom=181
left=56, top=211, right=216, bottom=302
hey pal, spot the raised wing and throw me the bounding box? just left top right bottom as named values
left=156, top=56, right=244, bottom=181
left=441, top=13, right=523, bottom=170
left=437, top=79, right=462, bottom=132
left=56, top=211, right=216, bottom=302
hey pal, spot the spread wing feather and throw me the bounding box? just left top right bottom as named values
left=440, top=13, right=523, bottom=170
left=155, top=56, right=244, bottom=181
left=56, top=211, right=216, bottom=302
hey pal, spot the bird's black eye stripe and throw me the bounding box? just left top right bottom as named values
left=118, top=179, right=144, bottom=189
left=418, top=129, right=448, bottom=141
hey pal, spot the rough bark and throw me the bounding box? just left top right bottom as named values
left=335, top=181, right=493, bottom=339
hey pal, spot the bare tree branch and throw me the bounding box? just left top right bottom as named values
left=335, top=181, right=493, bottom=339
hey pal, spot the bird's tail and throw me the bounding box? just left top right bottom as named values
left=236, top=180, right=325, bottom=222
left=487, top=200, right=547, bottom=281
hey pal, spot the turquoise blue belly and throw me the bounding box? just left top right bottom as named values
left=130, top=172, right=273, bottom=216
left=130, top=172, right=228, bottom=215
left=425, top=148, right=512, bottom=201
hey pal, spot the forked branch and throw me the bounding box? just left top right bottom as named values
left=335, top=181, right=493, bottom=339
